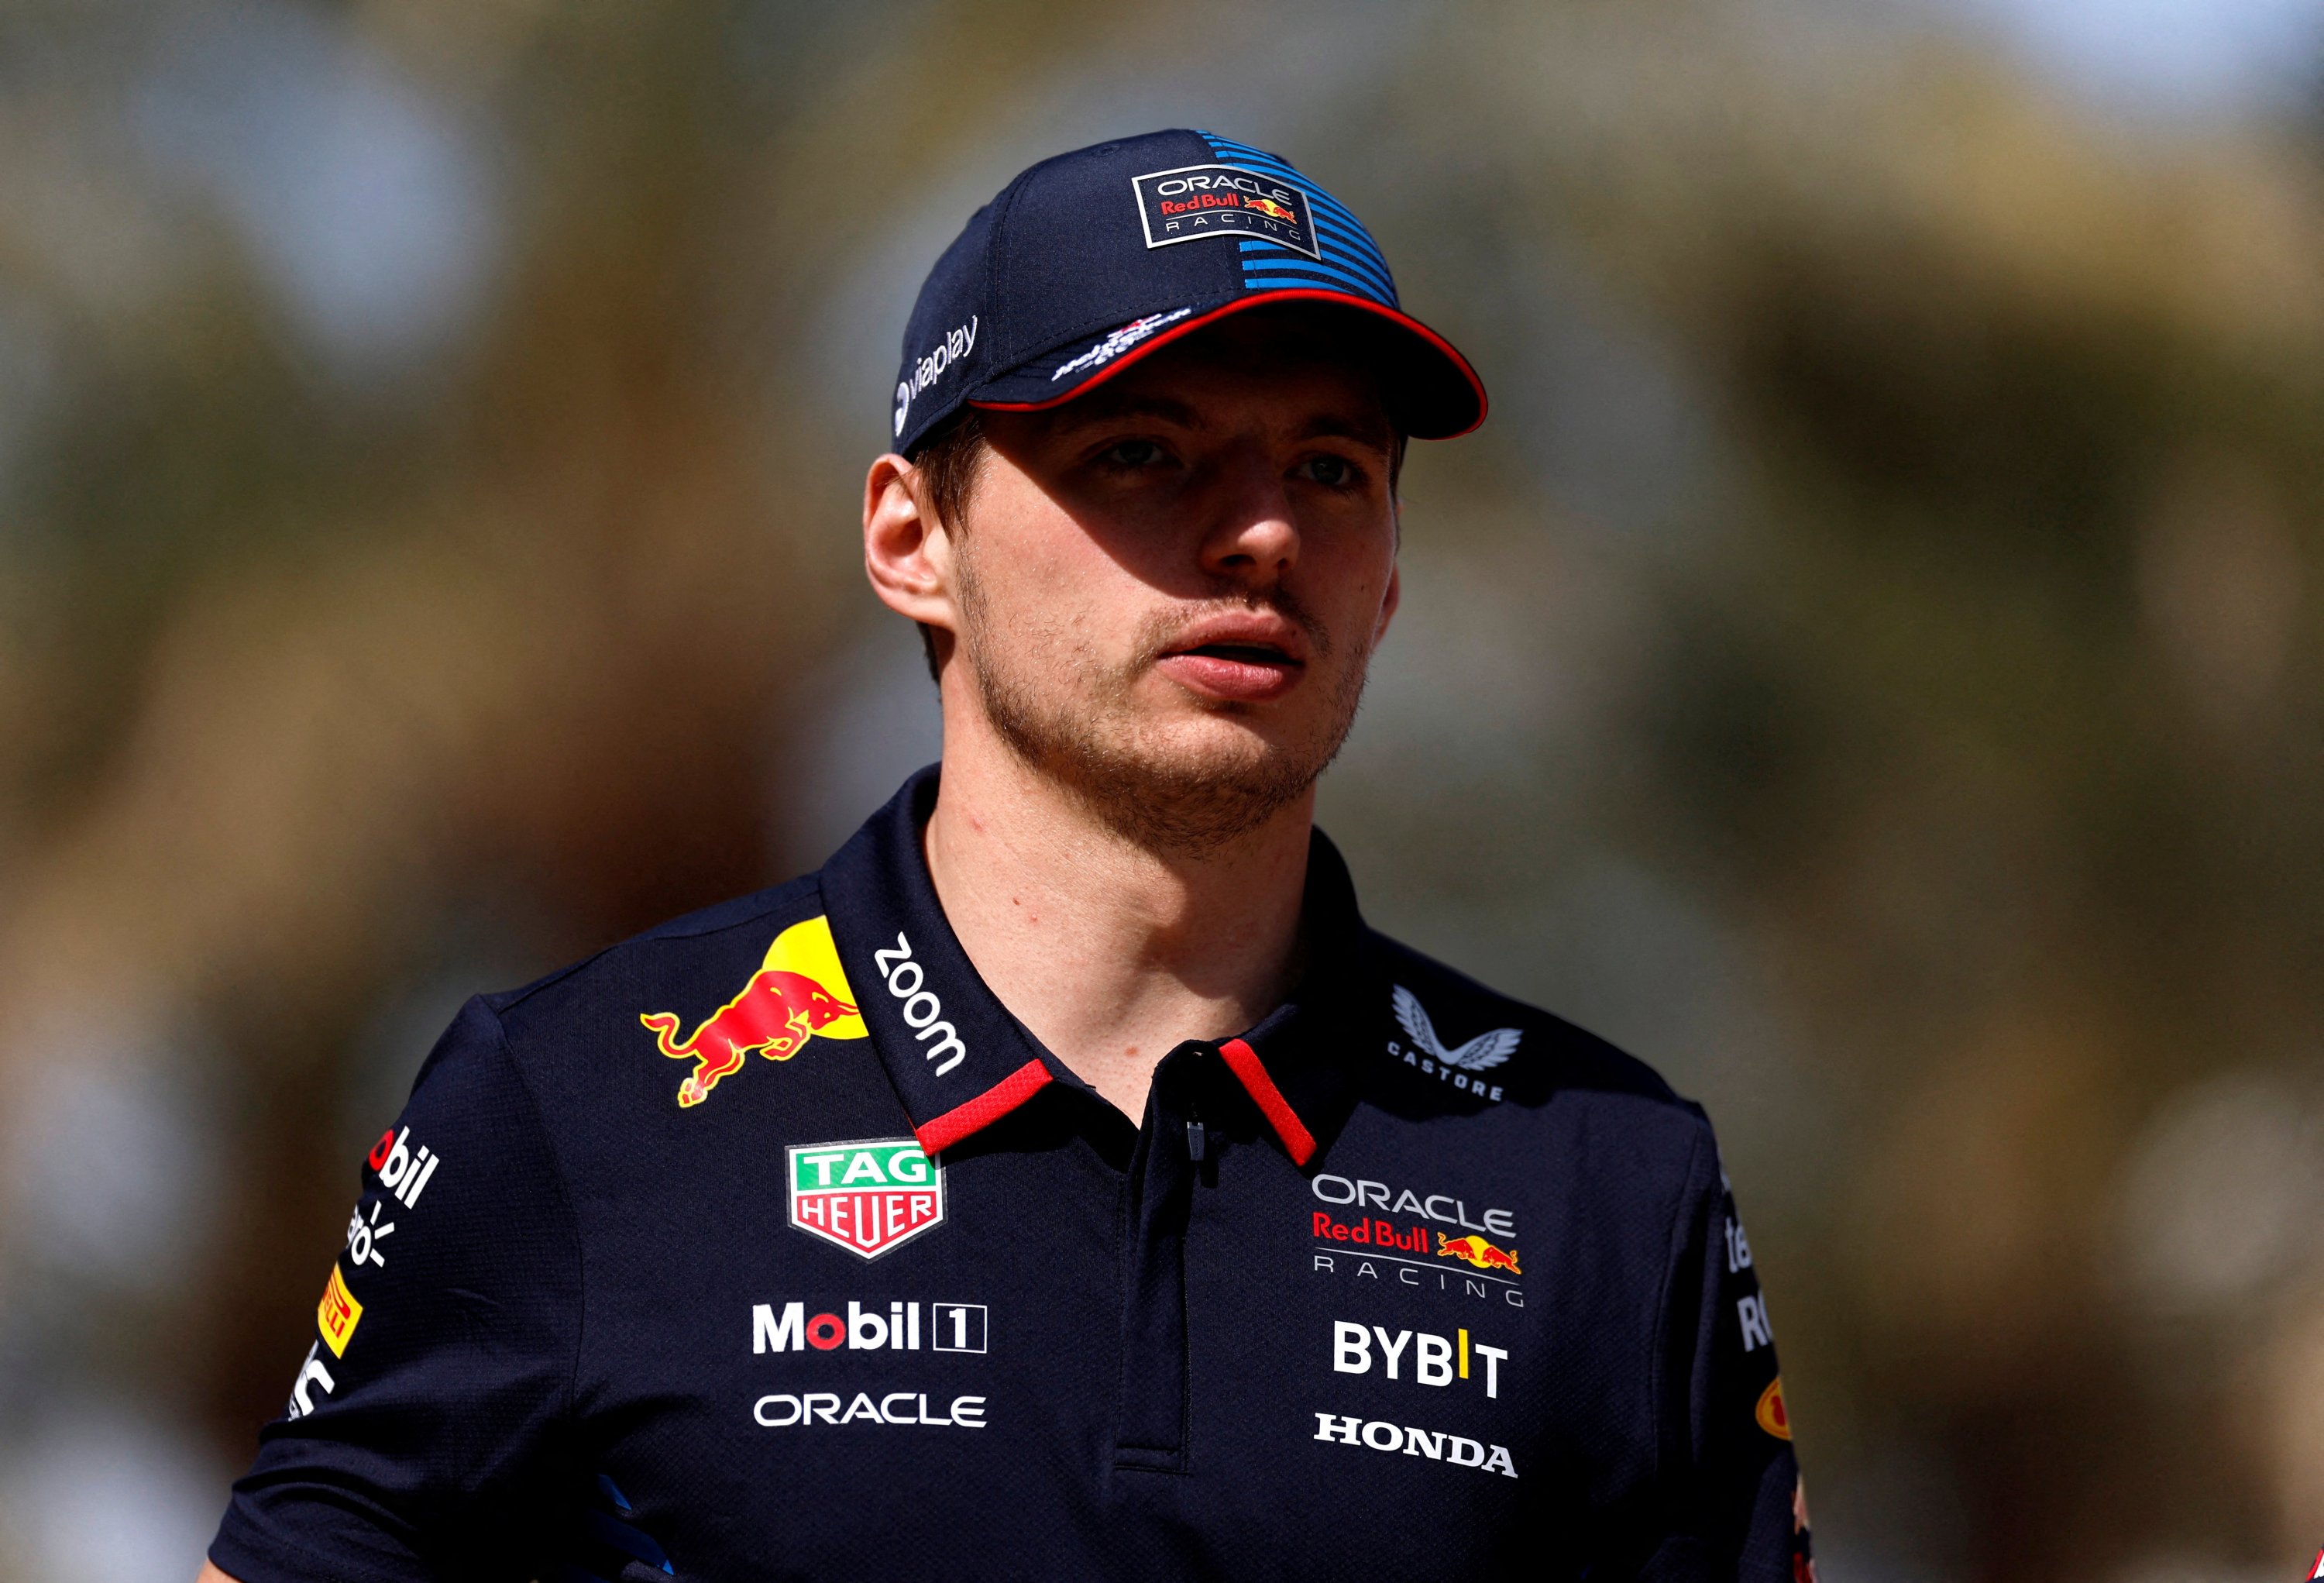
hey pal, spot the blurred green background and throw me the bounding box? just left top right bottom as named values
left=5, top=0, right=2324, bottom=1576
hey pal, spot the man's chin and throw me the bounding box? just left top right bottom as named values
left=1130, top=708, right=1332, bottom=777
left=1028, top=722, right=1330, bottom=855
left=963, top=635, right=1363, bottom=854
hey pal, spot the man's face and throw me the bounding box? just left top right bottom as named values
left=935, top=311, right=1402, bottom=852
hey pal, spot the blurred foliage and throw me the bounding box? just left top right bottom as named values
left=2, top=1, right=2322, bottom=1578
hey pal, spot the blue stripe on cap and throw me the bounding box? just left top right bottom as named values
left=1196, top=132, right=1397, bottom=294
left=1239, top=275, right=1395, bottom=294
left=1304, top=208, right=1394, bottom=280
left=1196, top=133, right=1377, bottom=239
left=1237, top=254, right=1395, bottom=304
left=1281, top=229, right=1397, bottom=299
left=1204, top=147, right=1382, bottom=251
left=1243, top=229, right=1397, bottom=300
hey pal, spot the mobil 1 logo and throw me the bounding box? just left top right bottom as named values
left=753, top=1299, right=987, bottom=1354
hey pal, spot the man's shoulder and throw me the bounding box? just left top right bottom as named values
left=484, top=872, right=831, bottom=1025
left=444, top=871, right=875, bottom=1133
left=1362, top=927, right=1710, bottom=1141
left=1357, top=925, right=1720, bottom=1246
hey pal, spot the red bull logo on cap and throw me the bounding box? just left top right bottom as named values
left=1436, top=1233, right=1521, bottom=1276
left=640, top=916, right=868, bottom=1107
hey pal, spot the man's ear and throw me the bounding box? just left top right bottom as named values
left=862, top=453, right=957, bottom=632
left=1374, top=559, right=1401, bottom=649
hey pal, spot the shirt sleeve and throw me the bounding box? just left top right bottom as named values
left=1641, top=1119, right=1815, bottom=1582
left=208, top=996, right=585, bottom=1583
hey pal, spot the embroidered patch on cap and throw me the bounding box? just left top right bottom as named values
left=1131, top=164, right=1320, bottom=259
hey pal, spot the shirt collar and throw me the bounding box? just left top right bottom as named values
left=1207, top=829, right=1369, bottom=1166
left=819, top=766, right=1367, bottom=1165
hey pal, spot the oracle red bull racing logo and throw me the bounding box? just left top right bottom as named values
left=1309, top=1172, right=1526, bottom=1306
left=787, top=1138, right=945, bottom=1260
left=640, top=915, right=868, bottom=1107
left=1132, top=163, right=1319, bottom=257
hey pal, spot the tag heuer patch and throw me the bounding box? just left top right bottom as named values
left=787, top=1138, right=944, bottom=1259
left=1132, top=163, right=1320, bottom=258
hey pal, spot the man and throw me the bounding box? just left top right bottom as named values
left=202, top=129, right=1810, bottom=1581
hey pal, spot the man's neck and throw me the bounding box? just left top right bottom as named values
left=923, top=731, right=1312, bottom=1120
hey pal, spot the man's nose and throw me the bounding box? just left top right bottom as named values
left=1198, top=454, right=1299, bottom=580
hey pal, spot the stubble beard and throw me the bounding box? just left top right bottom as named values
left=952, top=549, right=1375, bottom=857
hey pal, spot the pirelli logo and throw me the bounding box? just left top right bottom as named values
left=318, top=1265, right=363, bottom=1358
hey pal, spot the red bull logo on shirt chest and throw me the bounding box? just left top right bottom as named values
left=787, top=1139, right=945, bottom=1260
left=641, top=916, right=868, bottom=1107
left=1436, top=1234, right=1521, bottom=1275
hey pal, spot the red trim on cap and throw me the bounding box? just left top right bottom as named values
left=1215, top=1037, right=1317, bottom=1166
left=968, top=289, right=1487, bottom=438
left=913, top=1058, right=1053, bottom=1155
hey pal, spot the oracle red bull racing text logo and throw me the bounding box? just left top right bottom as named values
left=787, top=1139, right=944, bottom=1260
left=1309, top=1172, right=1527, bottom=1306
left=640, top=916, right=867, bottom=1107
left=1132, top=164, right=1319, bottom=257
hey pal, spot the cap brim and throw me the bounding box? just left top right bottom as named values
left=966, top=289, right=1487, bottom=440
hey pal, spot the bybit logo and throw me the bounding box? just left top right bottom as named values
left=1331, top=1320, right=1508, bottom=1399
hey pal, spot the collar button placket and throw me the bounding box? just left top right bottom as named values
left=1111, top=1041, right=1212, bottom=1475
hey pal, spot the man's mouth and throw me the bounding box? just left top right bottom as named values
left=1157, top=630, right=1308, bottom=704
left=1184, top=642, right=1297, bottom=666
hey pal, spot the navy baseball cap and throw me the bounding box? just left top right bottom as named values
left=889, top=129, right=1486, bottom=456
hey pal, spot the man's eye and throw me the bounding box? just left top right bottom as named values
left=1300, top=455, right=1360, bottom=488
left=1100, top=439, right=1167, bottom=468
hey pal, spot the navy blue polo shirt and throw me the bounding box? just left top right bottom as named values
left=211, top=767, right=1811, bottom=1581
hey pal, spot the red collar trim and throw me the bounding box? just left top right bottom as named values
left=1216, top=1037, right=1316, bottom=1166
left=909, top=1041, right=1320, bottom=1165
left=913, top=1058, right=1052, bottom=1156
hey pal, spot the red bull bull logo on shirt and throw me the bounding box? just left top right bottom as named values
left=1436, top=1234, right=1521, bottom=1276
left=1757, top=1376, right=1792, bottom=1440
left=640, top=916, right=868, bottom=1107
